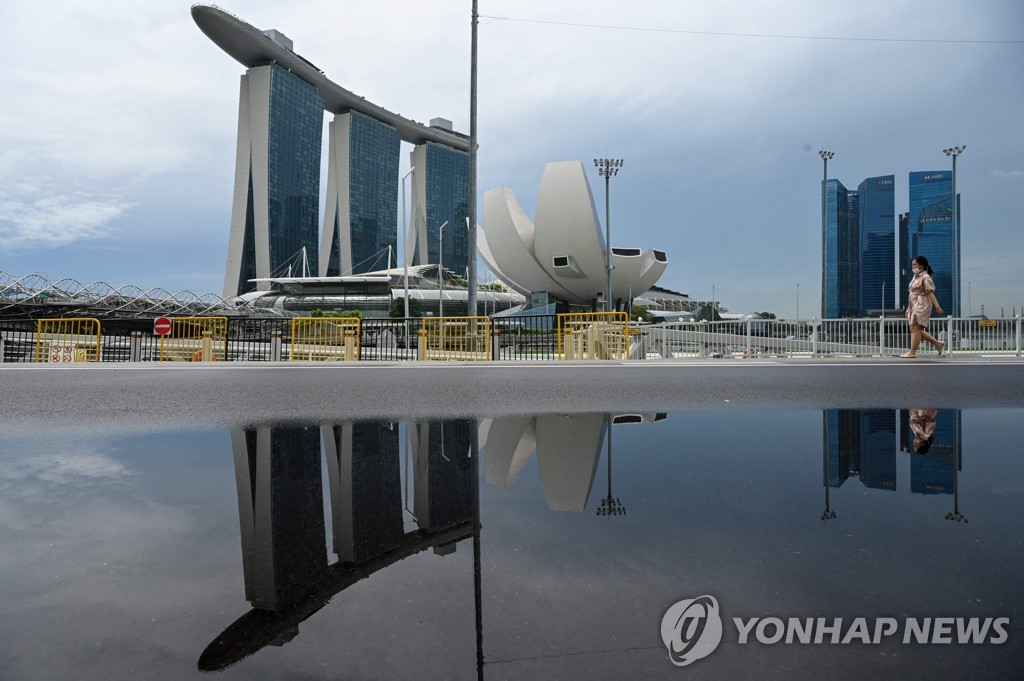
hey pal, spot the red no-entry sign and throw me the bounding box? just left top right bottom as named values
left=154, top=317, right=172, bottom=336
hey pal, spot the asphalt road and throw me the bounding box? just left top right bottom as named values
left=2, top=356, right=1023, bottom=430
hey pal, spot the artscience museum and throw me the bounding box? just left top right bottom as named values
left=480, top=161, right=668, bottom=312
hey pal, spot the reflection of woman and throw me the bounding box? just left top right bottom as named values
left=909, top=408, right=938, bottom=454
left=901, top=256, right=945, bottom=358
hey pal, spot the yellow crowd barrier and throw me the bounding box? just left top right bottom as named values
left=419, top=317, right=491, bottom=361
left=557, top=312, right=631, bottom=360
left=289, top=317, right=361, bottom=361
left=159, top=317, right=228, bottom=362
left=35, top=317, right=102, bottom=363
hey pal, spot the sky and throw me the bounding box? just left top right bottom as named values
left=1, top=0, right=1022, bottom=318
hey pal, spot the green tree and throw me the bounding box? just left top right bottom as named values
left=389, top=297, right=422, bottom=318
left=758, top=311, right=777, bottom=320
left=630, top=305, right=652, bottom=322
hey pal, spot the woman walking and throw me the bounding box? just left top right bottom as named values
left=901, top=256, right=945, bottom=358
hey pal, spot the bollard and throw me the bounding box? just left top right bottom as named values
left=270, top=331, right=282, bottom=362
left=129, top=331, right=142, bottom=362
left=491, top=331, right=500, bottom=361
left=811, top=318, right=819, bottom=356
left=201, top=330, right=213, bottom=362
left=1017, top=315, right=1022, bottom=358
left=344, top=331, right=355, bottom=361
left=879, top=315, right=885, bottom=356
left=418, top=330, right=426, bottom=361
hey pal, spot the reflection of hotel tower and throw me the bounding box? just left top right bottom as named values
left=823, top=410, right=897, bottom=491
left=192, top=6, right=471, bottom=297
left=229, top=421, right=474, bottom=613
left=899, top=410, right=962, bottom=495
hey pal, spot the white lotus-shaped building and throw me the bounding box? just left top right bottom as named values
left=479, top=161, right=668, bottom=308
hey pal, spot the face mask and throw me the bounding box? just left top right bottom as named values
left=912, top=266, right=920, bottom=274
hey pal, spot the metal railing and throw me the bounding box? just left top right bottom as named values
left=557, top=312, right=632, bottom=360
left=289, top=317, right=361, bottom=361
left=2, top=314, right=1022, bottom=364
left=159, top=316, right=228, bottom=362
left=419, top=317, right=492, bottom=361
left=35, top=317, right=102, bottom=363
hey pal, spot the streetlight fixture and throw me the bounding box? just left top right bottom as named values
left=796, top=282, right=800, bottom=322
left=593, top=157, right=623, bottom=312
left=437, top=220, right=450, bottom=317
left=819, top=150, right=835, bottom=318
left=401, top=166, right=416, bottom=319
left=968, top=281, right=972, bottom=318
left=943, top=145, right=965, bottom=316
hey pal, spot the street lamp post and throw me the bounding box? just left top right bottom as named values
left=819, top=150, right=834, bottom=317
left=943, top=145, right=965, bottom=316
left=437, top=220, right=450, bottom=317
left=796, top=282, right=800, bottom=322
left=401, top=166, right=416, bottom=319
left=968, top=281, right=972, bottom=318
left=594, top=158, right=623, bottom=312
left=882, top=282, right=886, bottom=315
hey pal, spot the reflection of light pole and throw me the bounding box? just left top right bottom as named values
left=401, top=166, right=416, bottom=319
left=596, top=416, right=626, bottom=517
left=946, top=412, right=967, bottom=523
left=594, top=158, right=623, bottom=312
left=437, top=220, right=450, bottom=317
left=819, top=150, right=835, bottom=317
left=821, top=440, right=837, bottom=520
left=943, top=145, right=965, bottom=317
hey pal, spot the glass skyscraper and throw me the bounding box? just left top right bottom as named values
left=822, top=179, right=860, bottom=318
left=906, top=171, right=961, bottom=316
left=823, top=174, right=896, bottom=317
left=410, top=142, right=472, bottom=278
left=224, top=63, right=324, bottom=297
left=858, top=175, right=895, bottom=314
left=321, top=111, right=401, bottom=276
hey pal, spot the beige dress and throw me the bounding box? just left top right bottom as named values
left=905, top=272, right=936, bottom=326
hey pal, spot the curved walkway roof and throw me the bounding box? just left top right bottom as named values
left=191, top=4, right=470, bottom=152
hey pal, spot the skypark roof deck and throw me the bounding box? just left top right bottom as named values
left=191, top=4, right=470, bottom=151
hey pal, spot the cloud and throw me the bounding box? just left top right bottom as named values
left=990, top=170, right=1023, bottom=179
left=0, top=190, right=132, bottom=252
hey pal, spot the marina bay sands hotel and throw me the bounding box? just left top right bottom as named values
left=192, top=5, right=471, bottom=298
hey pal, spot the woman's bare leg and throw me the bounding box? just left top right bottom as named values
left=920, top=328, right=943, bottom=353
left=902, top=324, right=923, bottom=357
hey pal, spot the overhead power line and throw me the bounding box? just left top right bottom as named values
left=479, top=15, right=1024, bottom=45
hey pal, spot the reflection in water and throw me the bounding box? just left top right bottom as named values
left=822, top=408, right=964, bottom=520
left=206, top=413, right=655, bottom=672
left=203, top=421, right=478, bottom=672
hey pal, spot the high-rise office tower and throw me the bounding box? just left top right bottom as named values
left=320, top=112, right=401, bottom=276
left=907, top=171, right=961, bottom=315
left=858, top=175, right=895, bottom=314
left=223, top=61, right=324, bottom=297
left=822, top=179, right=860, bottom=318
left=410, top=134, right=472, bottom=278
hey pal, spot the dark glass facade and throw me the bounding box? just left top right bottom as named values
left=858, top=175, right=895, bottom=314
left=824, top=409, right=896, bottom=491
left=822, top=179, right=860, bottom=318
left=414, top=143, right=471, bottom=277
left=325, top=112, right=400, bottom=276
left=908, top=171, right=960, bottom=316
left=235, top=63, right=323, bottom=294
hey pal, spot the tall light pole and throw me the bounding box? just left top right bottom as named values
left=796, top=282, right=800, bottom=322
left=437, top=220, right=450, bottom=317
left=882, top=282, right=886, bottom=315
left=594, top=158, right=623, bottom=312
left=943, top=145, right=965, bottom=316
left=819, top=150, right=834, bottom=318
left=401, top=166, right=416, bottom=319
left=968, top=281, right=972, bottom=318
left=467, top=0, right=479, bottom=318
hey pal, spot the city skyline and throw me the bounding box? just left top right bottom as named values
left=1, top=1, right=1022, bottom=317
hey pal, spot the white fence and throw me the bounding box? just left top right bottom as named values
left=643, top=316, right=1024, bottom=359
